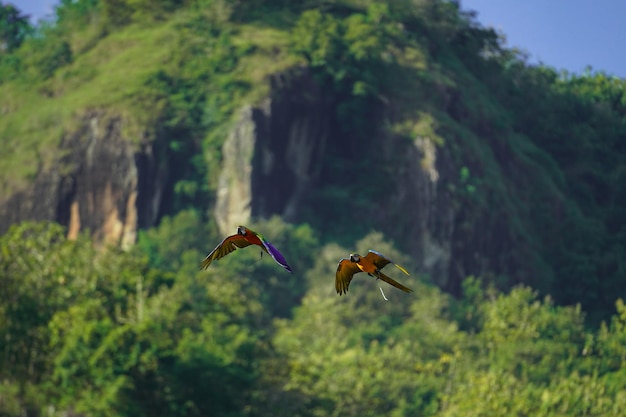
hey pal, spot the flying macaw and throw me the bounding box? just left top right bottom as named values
left=200, top=225, right=292, bottom=272
left=335, top=250, right=412, bottom=296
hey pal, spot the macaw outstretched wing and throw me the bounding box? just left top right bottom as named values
left=335, top=258, right=362, bottom=295
left=365, top=250, right=410, bottom=275
left=200, top=234, right=253, bottom=270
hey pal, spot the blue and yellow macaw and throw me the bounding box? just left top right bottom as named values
left=335, top=250, right=412, bottom=296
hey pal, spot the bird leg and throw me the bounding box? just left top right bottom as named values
left=373, top=273, right=389, bottom=301
left=250, top=251, right=264, bottom=266
left=379, top=286, right=389, bottom=301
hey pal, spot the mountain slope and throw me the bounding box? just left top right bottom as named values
left=0, top=0, right=624, bottom=319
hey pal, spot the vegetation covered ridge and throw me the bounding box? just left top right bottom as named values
left=1, top=1, right=626, bottom=415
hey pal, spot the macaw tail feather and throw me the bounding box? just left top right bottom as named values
left=263, top=240, right=293, bottom=272
left=394, top=263, right=410, bottom=276
left=376, top=271, right=413, bottom=293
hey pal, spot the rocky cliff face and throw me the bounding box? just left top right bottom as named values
left=0, top=69, right=529, bottom=293
left=214, top=69, right=465, bottom=288
left=215, top=70, right=333, bottom=233
left=214, top=70, right=532, bottom=292
left=377, top=134, right=457, bottom=289
left=0, top=112, right=167, bottom=247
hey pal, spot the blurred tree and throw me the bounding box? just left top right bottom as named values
left=101, top=0, right=133, bottom=27
left=476, top=287, right=586, bottom=383
left=0, top=222, right=100, bottom=414
left=55, top=0, right=100, bottom=29
left=128, top=0, right=185, bottom=20
left=137, top=209, right=213, bottom=273
left=0, top=3, right=31, bottom=52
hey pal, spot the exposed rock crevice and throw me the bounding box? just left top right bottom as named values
left=376, top=133, right=457, bottom=288
left=215, top=69, right=334, bottom=233
left=0, top=112, right=167, bottom=245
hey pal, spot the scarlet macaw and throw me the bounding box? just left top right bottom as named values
left=200, top=226, right=292, bottom=272
left=335, top=250, right=412, bottom=296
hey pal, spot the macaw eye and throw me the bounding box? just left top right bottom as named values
left=350, top=254, right=360, bottom=262
left=237, top=226, right=246, bottom=235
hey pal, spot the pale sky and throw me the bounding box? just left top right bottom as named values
left=11, top=0, right=56, bottom=22
left=460, top=0, right=626, bottom=77
left=8, top=0, right=626, bottom=78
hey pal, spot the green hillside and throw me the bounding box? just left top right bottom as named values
left=1, top=1, right=626, bottom=416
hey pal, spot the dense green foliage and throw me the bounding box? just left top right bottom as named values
left=2, top=221, right=626, bottom=416
left=2, top=0, right=626, bottom=415
left=0, top=3, right=31, bottom=51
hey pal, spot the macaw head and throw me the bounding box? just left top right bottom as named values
left=349, top=254, right=361, bottom=263
left=237, top=226, right=247, bottom=235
